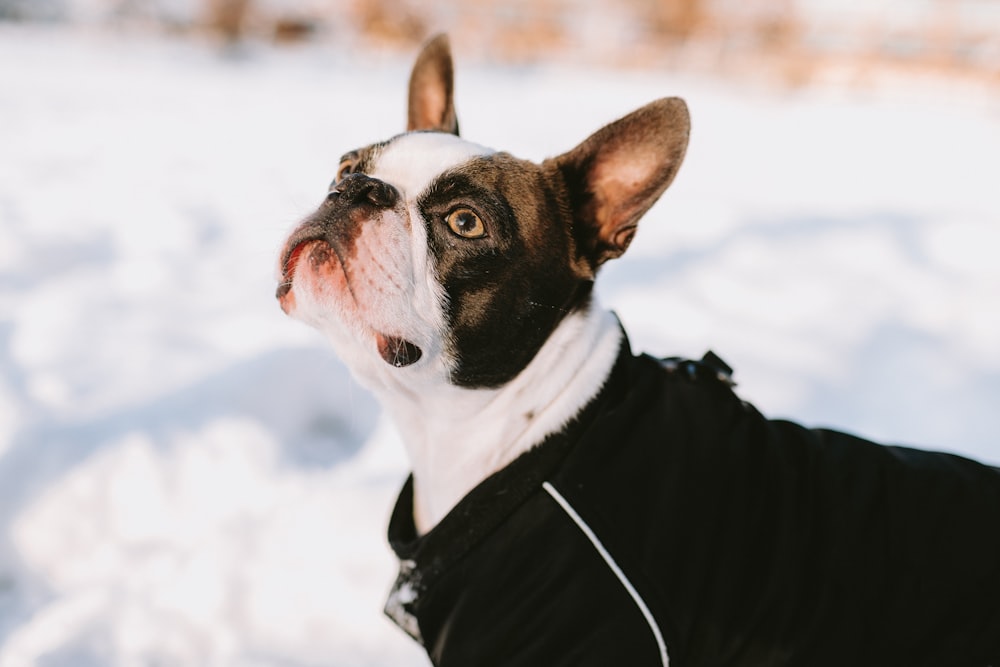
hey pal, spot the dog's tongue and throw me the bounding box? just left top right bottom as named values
left=376, top=333, right=423, bottom=368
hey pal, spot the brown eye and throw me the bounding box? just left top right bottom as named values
left=445, top=208, right=486, bottom=239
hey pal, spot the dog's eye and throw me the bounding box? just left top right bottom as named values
left=445, top=208, right=487, bottom=239
left=336, top=160, right=355, bottom=182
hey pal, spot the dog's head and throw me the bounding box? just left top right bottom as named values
left=277, top=35, right=690, bottom=394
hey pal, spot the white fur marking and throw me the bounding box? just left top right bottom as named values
left=372, top=132, right=495, bottom=200
left=392, top=305, right=624, bottom=533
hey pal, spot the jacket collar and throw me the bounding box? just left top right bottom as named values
left=384, top=331, right=635, bottom=639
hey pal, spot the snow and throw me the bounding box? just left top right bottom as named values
left=1, top=24, right=998, bottom=666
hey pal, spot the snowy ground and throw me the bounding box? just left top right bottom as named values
left=1, top=25, right=998, bottom=666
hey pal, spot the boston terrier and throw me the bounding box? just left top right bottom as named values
left=277, top=35, right=1000, bottom=667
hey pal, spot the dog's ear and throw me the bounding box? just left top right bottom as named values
left=407, top=34, right=459, bottom=135
left=551, top=98, right=689, bottom=271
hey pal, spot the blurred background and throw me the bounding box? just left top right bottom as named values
left=4, top=0, right=1000, bottom=86
left=0, top=0, right=1000, bottom=85
left=1, top=2, right=999, bottom=666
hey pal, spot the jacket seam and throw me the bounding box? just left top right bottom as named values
left=542, top=481, right=669, bottom=666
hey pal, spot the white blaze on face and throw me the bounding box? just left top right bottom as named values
left=367, top=131, right=496, bottom=345
left=283, top=131, right=496, bottom=389
left=371, top=132, right=496, bottom=201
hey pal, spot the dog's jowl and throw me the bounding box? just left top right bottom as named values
left=277, top=34, right=1000, bottom=667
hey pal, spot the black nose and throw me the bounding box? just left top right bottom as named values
left=332, top=173, right=399, bottom=209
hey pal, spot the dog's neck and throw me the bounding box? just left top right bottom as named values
left=380, top=304, right=623, bottom=534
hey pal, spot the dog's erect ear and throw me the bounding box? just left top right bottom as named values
left=551, top=98, right=690, bottom=270
left=407, top=34, right=459, bottom=135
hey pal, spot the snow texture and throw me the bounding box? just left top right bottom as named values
left=1, top=25, right=998, bottom=666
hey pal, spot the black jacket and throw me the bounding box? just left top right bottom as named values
left=385, top=338, right=1000, bottom=666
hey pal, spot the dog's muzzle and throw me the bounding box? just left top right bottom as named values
left=277, top=174, right=423, bottom=368
left=280, top=174, right=401, bottom=279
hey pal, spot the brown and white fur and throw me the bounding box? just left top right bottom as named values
left=276, top=35, right=689, bottom=534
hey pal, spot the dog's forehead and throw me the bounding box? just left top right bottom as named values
left=370, top=132, right=496, bottom=198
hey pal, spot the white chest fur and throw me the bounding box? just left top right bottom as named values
left=381, top=305, right=623, bottom=533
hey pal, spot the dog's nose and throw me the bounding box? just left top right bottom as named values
left=333, top=173, right=399, bottom=209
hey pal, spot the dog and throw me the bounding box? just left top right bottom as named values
left=277, top=35, right=1000, bottom=667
